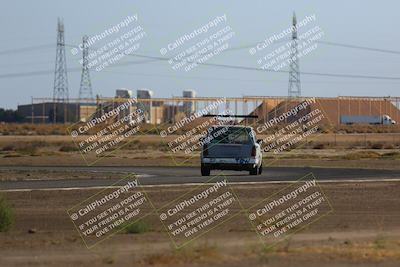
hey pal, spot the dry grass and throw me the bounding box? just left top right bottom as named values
left=340, top=151, right=381, bottom=160
left=0, top=194, right=14, bottom=232
left=0, top=123, right=161, bottom=136
left=0, top=123, right=69, bottom=135
left=0, top=141, right=47, bottom=155
left=336, top=124, right=400, bottom=134
left=0, top=133, right=399, bottom=150
left=142, top=242, right=221, bottom=265
left=58, top=144, right=80, bottom=152
left=0, top=137, right=399, bottom=163
left=291, top=239, right=400, bottom=262
left=1, top=123, right=400, bottom=136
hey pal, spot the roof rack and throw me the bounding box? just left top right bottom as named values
left=202, top=114, right=258, bottom=118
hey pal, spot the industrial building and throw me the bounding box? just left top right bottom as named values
left=137, top=89, right=153, bottom=123
left=182, top=90, right=196, bottom=116
left=17, top=89, right=199, bottom=124
left=17, top=102, right=96, bottom=123
left=18, top=93, right=400, bottom=127
left=18, top=18, right=399, bottom=128
left=250, top=96, right=400, bottom=126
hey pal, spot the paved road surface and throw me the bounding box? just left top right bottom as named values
left=0, top=166, right=399, bottom=190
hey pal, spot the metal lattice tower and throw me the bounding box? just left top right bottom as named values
left=53, top=18, right=69, bottom=102
left=79, top=35, right=93, bottom=101
left=288, top=12, right=301, bottom=98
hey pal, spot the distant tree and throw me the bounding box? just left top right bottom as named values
left=0, top=108, right=24, bottom=122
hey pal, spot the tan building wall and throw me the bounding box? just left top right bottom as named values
left=251, top=97, right=400, bottom=126
left=150, top=106, right=164, bottom=124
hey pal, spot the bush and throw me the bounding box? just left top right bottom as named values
left=381, top=152, right=400, bottom=158
left=120, top=140, right=141, bottom=150
left=121, top=220, right=149, bottom=234
left=343, top=151, right=381, bottom=160
left=370, top=143, right=384, bottom=149
left=1, top=145, right=15, bottom=151
left=313, top=143, right=325, bottom=149
left=59, top=144, right=79, bottom=152
left=383, top=144, right=395, bottom=149
left=14, top=141, right=46, bottom=154
left=0, top=195, right=14, bottom=232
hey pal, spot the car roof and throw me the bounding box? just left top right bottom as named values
left=210, top=125, right=253, bottom=129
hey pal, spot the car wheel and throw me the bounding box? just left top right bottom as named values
left=249, top=166, right=258, bottom=175
left=201, top=166, right=210, bottom=176
left=258, top=164, right=263, bottom=175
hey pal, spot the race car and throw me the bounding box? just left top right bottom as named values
left=200, top=125, right=263, bottom=176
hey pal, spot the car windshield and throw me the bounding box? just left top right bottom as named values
left=208, top=127, right=252, bottom=144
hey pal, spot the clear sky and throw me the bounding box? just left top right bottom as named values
left=0, top=0, right=399, bottom=109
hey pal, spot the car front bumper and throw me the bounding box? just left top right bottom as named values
left=201, top=157, right=260, bottom=171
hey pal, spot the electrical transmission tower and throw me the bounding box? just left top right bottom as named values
left=53, top=18, right=69, bottom=102
left=79, top=35, right=93, bottom=101
left=288, top=12, right=301, bottom=98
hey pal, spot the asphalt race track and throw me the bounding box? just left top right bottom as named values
left=0, top=166, right=400, bottom=191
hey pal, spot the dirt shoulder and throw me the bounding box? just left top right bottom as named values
left=1, top=181, right=399, bottom=267
left=0, top=135, right=399, bottom=170
left=0, top=152, right=399, bottom=170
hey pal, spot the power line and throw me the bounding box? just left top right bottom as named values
left=229, top=39, right=400, bottom=55
left=1, top=52, right=400, bottom=81
left=124, top=52, right=400, bottom=80
left=0, top=68, right=79, bottom=78
left=0, top=60, right=53, bottom=68
left=2, top=66, right=400, bottom=85
left=316, top=40, right=400, bottom=55
left=0, top=44, right=53, bottom=56
left=102, top=70, right=400, bottom=84
left=2, top=34, right=400, bottom=82
left=1, top=37, right=400, bottom=57
left=2, top=38, right=400, bottom=81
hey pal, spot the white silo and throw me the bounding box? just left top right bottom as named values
left=137, top=89, right=153, bottom=123
left=182, top=90, right=196, bottom=116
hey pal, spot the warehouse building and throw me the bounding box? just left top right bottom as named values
left=17, top=102, right=96, bottom=123
left=250, top=97, right=400, bottom=126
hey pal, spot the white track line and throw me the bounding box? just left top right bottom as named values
left=1, top=177, right=400, bottom=192
left=22, top=174, right=154, bottom=181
